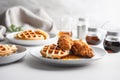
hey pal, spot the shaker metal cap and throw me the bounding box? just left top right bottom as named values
left=79, top=18, right=85, bottom=21
left=107, top=31, right=120, bottom=36
left=88, top=28, right=97, bottom=32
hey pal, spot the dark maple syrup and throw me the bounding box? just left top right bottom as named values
left=86, top=35, right=101, bottom=45
left=104, top=39, right=120, bottom=53
left=103, top=30, right=120, bottom=53
left=86, top=28, right=102, bottom=45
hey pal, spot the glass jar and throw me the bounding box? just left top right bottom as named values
left=103, top=31, right=120, bottom=53
left=86, top=28, right=102, bottom=45
left=58, top=16, right=73, bottom=37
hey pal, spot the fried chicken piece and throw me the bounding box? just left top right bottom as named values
left=71, top=40, right=94, bottom=58
left=57, top=35, right=73, bottom=50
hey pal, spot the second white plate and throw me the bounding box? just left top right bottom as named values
left=6, top=32, right=57, bottom=46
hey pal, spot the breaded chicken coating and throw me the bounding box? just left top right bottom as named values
left=57, top=35, right=73, bottom=51
left=71, top=40, right=94, bottom=58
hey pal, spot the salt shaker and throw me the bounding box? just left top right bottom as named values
left=77, top=18, right=88, bottom=39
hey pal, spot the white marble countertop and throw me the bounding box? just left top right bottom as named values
left=0, top=39, right=120, bottom=80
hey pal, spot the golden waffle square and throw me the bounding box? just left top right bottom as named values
left=15, top=29, right=49, bottom=40
left=0, top=44, right=17, bottom=56
left=40, top=44, right=69, bottom=59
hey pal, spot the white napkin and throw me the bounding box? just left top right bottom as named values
left=4, top=6, right=57, bottom=34
left=0, top=25, right=6, bottom=41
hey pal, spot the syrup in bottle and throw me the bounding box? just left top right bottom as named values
left=103, top=31, right=120, bottom=53
left=86, top=28, right=102, bottom=45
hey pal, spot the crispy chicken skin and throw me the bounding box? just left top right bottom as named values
left=57, top=35, right=73, bottom=51
left=71, top=40, right=94, bottom=58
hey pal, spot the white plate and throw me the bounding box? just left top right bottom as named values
left=30, top=46, right=107, bottom=66
left=6, top=32, right=57, bottom=46
left=0, top=45, right=27, bottom=65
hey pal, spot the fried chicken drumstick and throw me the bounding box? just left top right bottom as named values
left=57, top=35, right=73, bottom=51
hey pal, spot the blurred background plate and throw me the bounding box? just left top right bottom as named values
left=6, top=32, right=57, bottom=46
left=0, top=45, right=27, bottom=65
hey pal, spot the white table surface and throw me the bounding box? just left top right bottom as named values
left=0, top=39, right=120, bottom=80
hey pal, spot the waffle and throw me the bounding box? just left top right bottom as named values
left=0, top=44, right=17, bottom=56
left=15, top=29, right=49, bottom=40
left=40, top=44, right=69, bottom=59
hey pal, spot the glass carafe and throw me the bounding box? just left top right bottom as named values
left=86, top=28, right=102, bottom=45
left=103, top=31, right=120, bottom=53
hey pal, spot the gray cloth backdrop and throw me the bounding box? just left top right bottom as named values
left=0, top=0, right=120, bottom=30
